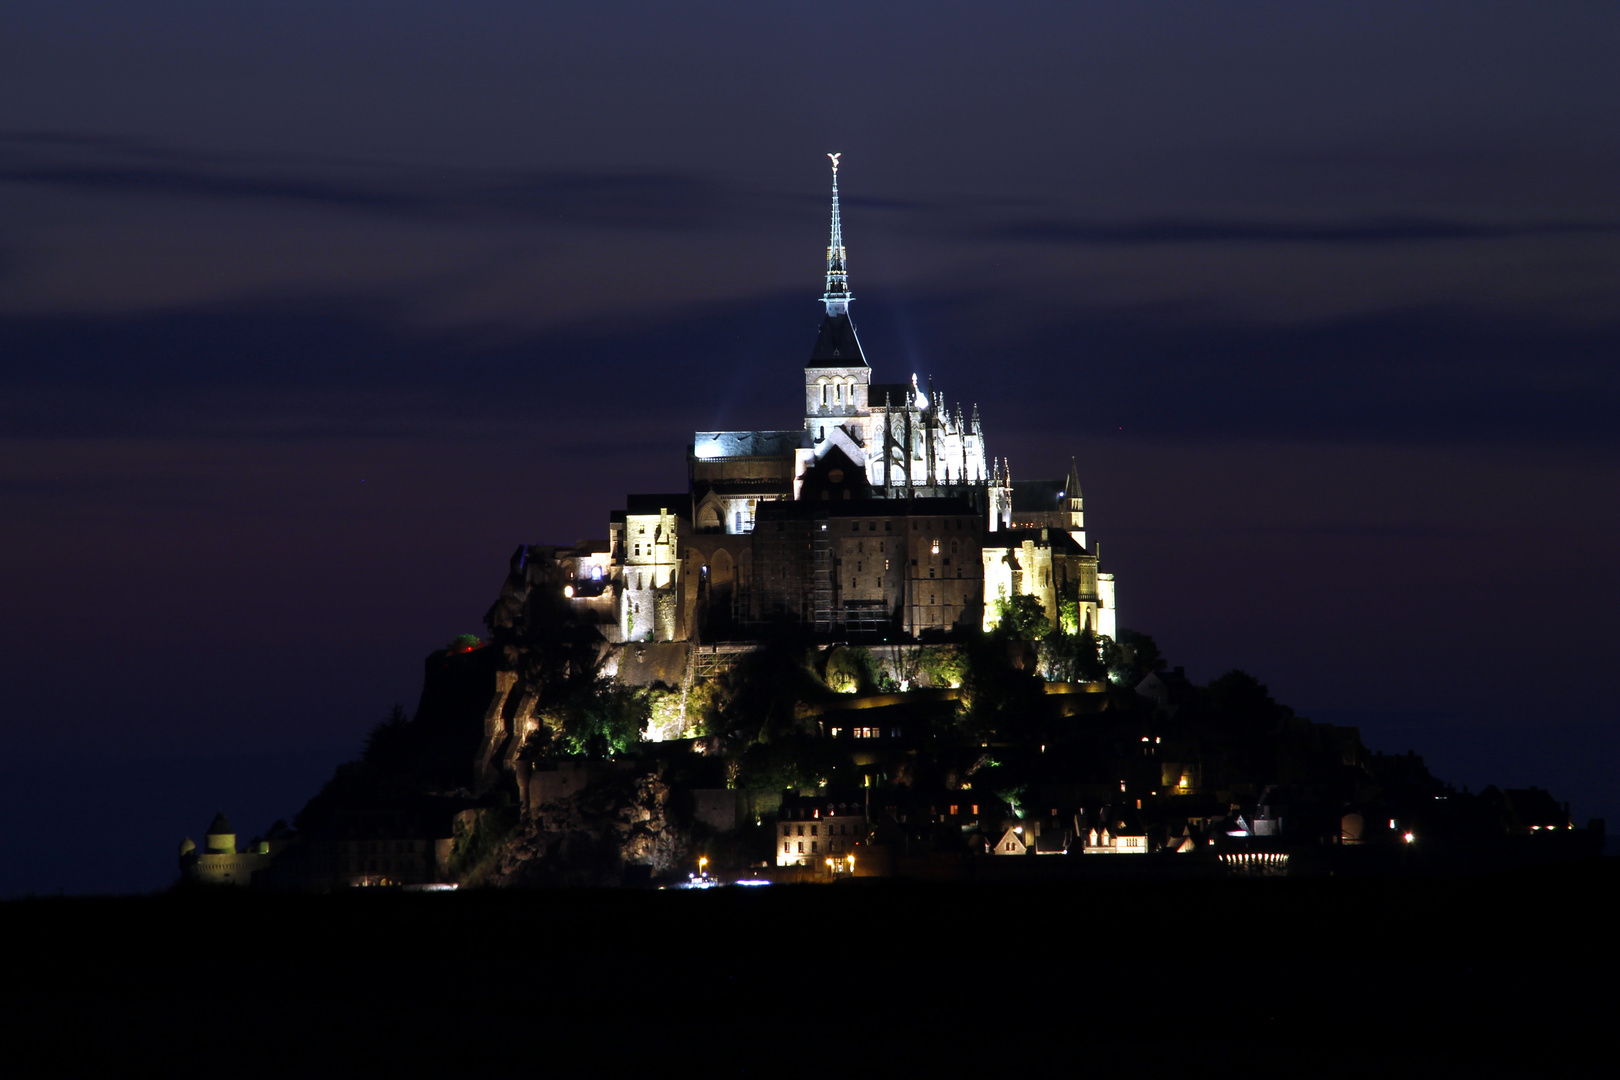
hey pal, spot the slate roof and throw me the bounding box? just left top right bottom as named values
left=755, top=496, right=979, bottom=521
left=807, top=312, right=868, bottom=367
left=1010, top=479, right=1068, bottom=512
left=692, top=431, right=807, bottom=459
left=207, top=811, right=233, bottom=836
left=622, top=494, right=691, bottom=519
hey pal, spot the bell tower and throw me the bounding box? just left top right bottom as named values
left=805, top=153, right=871, bottom=459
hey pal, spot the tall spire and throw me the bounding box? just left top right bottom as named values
left=823, top=152, right=851, bottom=317
left=807, top=153, right=867, bottom=367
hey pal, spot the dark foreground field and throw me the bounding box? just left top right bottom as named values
left=7, top=861, right=1617, bottom=1075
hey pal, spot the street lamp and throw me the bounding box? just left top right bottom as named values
left=698, top=856, right=709, bottom=877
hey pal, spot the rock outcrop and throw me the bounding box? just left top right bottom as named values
left=489, top=765, right=689, bottom=888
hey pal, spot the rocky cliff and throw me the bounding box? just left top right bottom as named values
left=489, top=764, right=689, bottom=888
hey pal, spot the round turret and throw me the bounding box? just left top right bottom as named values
left=204, top=811, right=236, bottom=855
left=179, top=837, right=196, bottom=856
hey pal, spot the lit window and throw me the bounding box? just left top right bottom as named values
left=797, top=842, right=804, bottom=853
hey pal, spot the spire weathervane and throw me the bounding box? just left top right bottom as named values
left=823, top=152, right=850, bottom=316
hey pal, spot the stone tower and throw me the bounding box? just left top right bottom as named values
left=804, top=153, right=872, bottom=451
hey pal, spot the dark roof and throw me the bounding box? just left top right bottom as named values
left=692, top=431, right=806, bottom=459
left=623, top=494, right=691, bottom=518
left=807, top=312, right=868, bottom=367
left=1034, top=830, right=1069, bottom=853
left=1504, top=787, right=1569, bottom=827
left=206, top=811, right=233, bottom=836
left=692, top=478, right=794, bottom=498
left=987, top=525, right=1086, bottom=554
left=780, top=788, right=867, bottom=812
left=1010, top=479, right=1068, bottom=512
left=756, top=496, right=980, bottom=520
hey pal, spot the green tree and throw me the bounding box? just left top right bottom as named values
left=1109, top=629, right=1164, bottom=685
left=714, top=624, right=831, bottom=746
left=555, top=677, right=651, bottom=758
left=958, top=630, right=1047, bottom=742
left=994, top=593, right=1050, bottom=640
left=1040, top=628, right=1107, bottom=683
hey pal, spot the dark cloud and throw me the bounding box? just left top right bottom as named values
left=2, top=290, right=1615, bottom=448
left=0, top=162, right=431, bottom=213
left=0, top=128, right=250, bottom=166
left=0, top=129, right=734, bottom=230
left=1000, top=217, right=1620, bottom=247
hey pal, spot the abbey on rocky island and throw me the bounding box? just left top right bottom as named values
left=515, top=156, right=1115, bottom=646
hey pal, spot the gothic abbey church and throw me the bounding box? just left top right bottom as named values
left=521, top=157, right=1116, bottom=646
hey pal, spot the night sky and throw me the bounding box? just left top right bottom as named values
left=3, top=4, right=1616, bottom=894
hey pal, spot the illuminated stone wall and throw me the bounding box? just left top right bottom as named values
left=776, top=798, right=867, bottom=868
